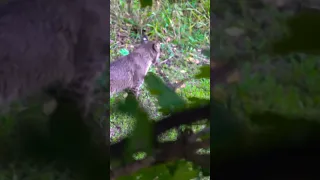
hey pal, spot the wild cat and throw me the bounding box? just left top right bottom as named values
left=0, top=0, right=108, bottom=116
left=110, top=35, right=160, bottom=97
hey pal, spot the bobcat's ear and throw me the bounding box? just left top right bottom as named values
left=153, top=42, right=161, bottom=52
left=141, top=35, right=148, bottom=44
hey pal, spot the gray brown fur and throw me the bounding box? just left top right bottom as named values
left=110, top=41, right=160, bottom=97
left=0, top=0, right=108, bottom=116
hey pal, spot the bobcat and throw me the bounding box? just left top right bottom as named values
left=0, top=0, right=108, bottom=116
left=110, top=38, right=160, bottom=97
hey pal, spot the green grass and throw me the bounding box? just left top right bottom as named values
left=110, top=0, right=210, bottom=142
left=178, top=79, right=210, bottom=100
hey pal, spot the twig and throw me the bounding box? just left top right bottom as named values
left=158, top=55, right=174, bottom=65
left=188, top=52, right=210, bottom=64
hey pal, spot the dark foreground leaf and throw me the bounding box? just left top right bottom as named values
left=213, top=111, right=320, bottom=180
left=145, top=72, right=186, bottom=115
left=139, top=0, right=152, bottom=8
left=117, top=94, right=153, bottom=162
left=195, top=65, right=210, bottom=79
left=271, top=8, right=320, bottom=55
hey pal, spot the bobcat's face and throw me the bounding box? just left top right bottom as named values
left=134, top=41, right=161, bottom=64
left=152, top=42, right=161, bottom=64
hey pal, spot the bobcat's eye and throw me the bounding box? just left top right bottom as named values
left=153, top=43, right=160, bottom=52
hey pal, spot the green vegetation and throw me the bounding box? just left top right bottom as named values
left=110, top=0, right=210, bottom=179
left=110, top=0, right=210, bottom=142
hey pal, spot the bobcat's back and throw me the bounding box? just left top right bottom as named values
left=110, top=41, right=161, bottom=96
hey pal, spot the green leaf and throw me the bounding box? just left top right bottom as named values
left=201, top=48, right=210, bottom=58
left=145, top=72, right=186, bottom=113
left=187, top=97, right=210, bottom=107
left=195, top=65, right=210, bottom=79
left=117, top=94, right=153, bottom=160
left=271, top=9, right=320, bottom=55
left=165, top=161, right=181, bottom=176
left=139, top=0, right=152, bottom=8
left=171, top=160, right=199, bottom=180
left=116, top=174, right=137, bottom=180
left=135, top=163, right=171, bottom=180
left=123, top=18, right=137, bottom=26
left=201, top=167, right=210, bottom=176
left=119, top=48, right=129, bottom=56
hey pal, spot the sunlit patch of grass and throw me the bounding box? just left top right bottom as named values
left=110, top=93, right=137, bottom=142
left=178, top=79, right=210, bottom=100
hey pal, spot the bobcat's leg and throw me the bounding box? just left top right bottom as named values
left=127, top=84, right=142, bottom=98
left=130, top=73, right=145, bottom=98
left=129, top=88, right=140, bottom=98
left=131, top=84, right=141, bottom=97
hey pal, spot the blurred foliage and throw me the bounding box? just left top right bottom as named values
left=272, top=8, right=320, bottom=55
left=145, top=73, right=187, bottom=115
left=140, top=0, right=153, bottom=8
left=212, top=3, right=320, bottom=179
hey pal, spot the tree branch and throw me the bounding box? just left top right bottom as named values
left=110, top=104, right=210, bottom=160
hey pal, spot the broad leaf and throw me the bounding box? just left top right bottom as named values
left=271, top=8, right=320, bottom=55
left=145, top=73, right=186, bottom=114
left=139, top=0, right=153, bottom=8
left=117, top=94, right=153, bottom=161
left=195, top=65, right=210, bottom=79
left=172, top=160, right=199, bottom=180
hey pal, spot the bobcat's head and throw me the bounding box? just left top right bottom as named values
left=149, top=41, right=161, bottom=64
